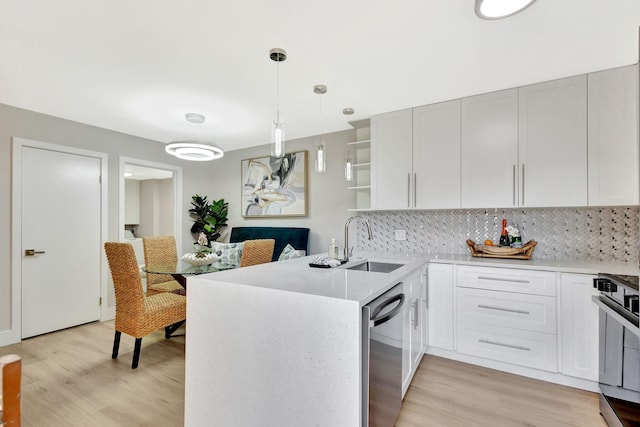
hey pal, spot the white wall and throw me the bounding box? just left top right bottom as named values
left=137, top=178, right=175, bottom=238
left=202, top=130, right=356, bottom=256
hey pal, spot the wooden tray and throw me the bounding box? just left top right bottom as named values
left=466, top=239, right=537, bottom=260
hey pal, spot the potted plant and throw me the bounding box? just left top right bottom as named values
left=189, top=194, right=229, bottom=244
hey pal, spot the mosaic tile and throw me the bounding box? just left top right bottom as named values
left=355, top=207, right=639, bottom=263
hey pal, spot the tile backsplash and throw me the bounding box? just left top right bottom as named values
left=355, top=207, right=640, bottom=263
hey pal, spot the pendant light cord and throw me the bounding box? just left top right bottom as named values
left=276, top=58, right=280, bottom=121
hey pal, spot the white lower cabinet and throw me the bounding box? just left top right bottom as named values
left=455, top=265, right=558, bottom=372
left=402, top=267, right=426, bottom=396
left=421, top=262, right=603, bottom=391
left=427, top=263, right=455, bottom=351
left=457, top=287, right=556, bottom=334
left=456, top=321, right=558, bottom=372
left=559, top=273, right=599, bottom=381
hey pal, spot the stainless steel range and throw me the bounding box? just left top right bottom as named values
left=592, top=273, right=640, bottom=427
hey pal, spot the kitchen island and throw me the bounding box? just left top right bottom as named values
left=184, top=252, right=429, bottom=427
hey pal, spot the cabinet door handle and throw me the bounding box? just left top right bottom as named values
left=407, top=173, right=411, bottom=208
left=521, top=164, right=525, bottom=205
left=477, top=276, right=530, bottom=284
left=412, top=299, right=419, bottom=329
left=477, top=304, right=530, bottom=315
left=512, top=164, right=516, bottom=206
left=479, top=339, right=531, bottom=352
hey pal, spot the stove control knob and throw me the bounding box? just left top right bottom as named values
left=625, top=295, right=639, bottom=315
left=594, top=279, right=617, bottom=293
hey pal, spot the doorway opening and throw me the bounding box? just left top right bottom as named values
left=117, top=158, right=182, bottom=302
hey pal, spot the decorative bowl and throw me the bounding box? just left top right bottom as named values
left=465, top=239, right=537, bottom=260
left=181, top=252, right=218, bottom=266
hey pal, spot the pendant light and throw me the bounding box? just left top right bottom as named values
left=344, top=151, right=353, bottom=182
left=343, top=107, right=355, bottom=181
left=165, top=113, right=224, bottom=161
left=270, top=48, right=287, bottom=158
left=475, top=0, right=537, bottom=20
left=313, top=84, right=327, bottom=173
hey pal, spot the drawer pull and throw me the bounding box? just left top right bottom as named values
left=477, top=276, right=530, bottom=284
left=479, top=339, right=531, bottom=352
left=477, top=304, right=530, bottom=315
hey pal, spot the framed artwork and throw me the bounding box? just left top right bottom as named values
left=241, top=150, right=308, bottom=218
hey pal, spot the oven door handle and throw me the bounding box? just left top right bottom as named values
left=592, top=295, right=640, bottom=338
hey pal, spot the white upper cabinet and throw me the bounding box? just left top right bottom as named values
left=519, top=75, right=588, bottom=207
left=461, top=89, right=519, bottom=208
left=369, top=65, right=637, bottom=211
left=413, top=100, right=461, bottom=209
left=587, top=65, right=639, bottom=206
left=371, top=109, right=413, bottom=210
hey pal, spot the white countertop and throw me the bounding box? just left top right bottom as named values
left=190, top=252, right=430, bottom=306
left=190, top=250, right=638, bottom=306
left=425, top=253, right=639, bottom=276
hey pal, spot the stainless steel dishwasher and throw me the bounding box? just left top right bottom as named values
left=362, top=282, right=405, bottom=427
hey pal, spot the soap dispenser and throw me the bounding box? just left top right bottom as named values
left=328, top=238, right=339, bottom=259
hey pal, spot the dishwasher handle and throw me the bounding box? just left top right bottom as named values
left=371, top=293, right=405, bottom=327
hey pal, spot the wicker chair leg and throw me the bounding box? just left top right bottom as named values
left=112, top=331, right=121, bottom=359
left=132, top=338, right=142, bottom=369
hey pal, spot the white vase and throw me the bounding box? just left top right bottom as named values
left=181, top=252, right=217, bottom=266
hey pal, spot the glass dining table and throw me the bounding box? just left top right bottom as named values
left=143, top=260, right=236, bottom=289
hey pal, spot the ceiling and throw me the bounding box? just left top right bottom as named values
left=1, top=1, right=639, bottom=153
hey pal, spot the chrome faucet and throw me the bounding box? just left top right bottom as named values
left=344, top=216, right=373, bottom=261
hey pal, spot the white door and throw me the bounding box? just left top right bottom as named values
left=21, top=146, right=102, bottom=338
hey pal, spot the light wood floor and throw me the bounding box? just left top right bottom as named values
left=0, top=321, right=605, bottom=427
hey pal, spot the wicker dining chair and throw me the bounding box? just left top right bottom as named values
left=1, top=354, right=21, bottom=426
left=239, top=239, right=276, bottom=267
left=104, top=242, right=186, bottom=369
left=142, top=235, right=183, bottom=295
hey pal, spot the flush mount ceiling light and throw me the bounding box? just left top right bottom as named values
left=475, top=0, right=537, bottom=20
left=270, top=48, right=287, bottom=158
left=165, top=113, right=224, bottom=161
left=185, top=112, right=205, bottom=124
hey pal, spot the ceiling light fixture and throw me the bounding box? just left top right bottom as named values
left=475, top=0, right=537, bottom=20
left=185, top=112, right=205, bottom=124
left=270, top=48, right=287, bottom=158
left=165, top=113, right=224, bottom=161
left=314, top=84, right=327, bottom=173
left=165, top=142, right=224, bottom=161
left=344, top=151, right=353, bottom=182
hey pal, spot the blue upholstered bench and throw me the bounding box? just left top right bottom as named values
left=229, top=227, right=310, bottom=262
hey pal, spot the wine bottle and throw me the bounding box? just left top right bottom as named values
left=499, top=219, right=510, bottom=247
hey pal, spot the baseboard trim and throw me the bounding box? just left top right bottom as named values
left=0, top=328, right=21, bottom=347
left=426, top=346, right=599, bottom=393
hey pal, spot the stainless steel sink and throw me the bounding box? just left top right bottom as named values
left=346, top=261, right=404, bottom=273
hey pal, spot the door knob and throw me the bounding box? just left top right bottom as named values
left=25, top=249, right=46, bottom=256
